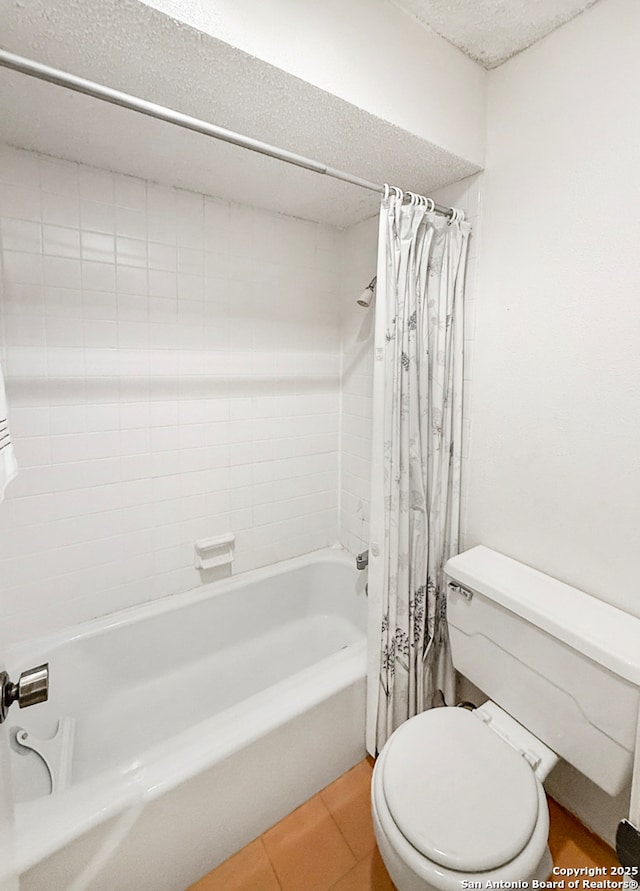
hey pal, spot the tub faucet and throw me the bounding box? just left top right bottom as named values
left=356, top=550, right=368, bottom=571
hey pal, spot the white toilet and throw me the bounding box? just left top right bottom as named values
left=372, top=546, right=640, bottom=891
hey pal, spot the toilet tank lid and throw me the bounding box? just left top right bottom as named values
left=445, top=547, right=640, bottom=686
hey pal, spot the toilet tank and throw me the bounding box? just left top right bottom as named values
left=444, top=546, right=640, bottom=796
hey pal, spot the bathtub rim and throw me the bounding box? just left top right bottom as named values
left=10, top=545, right=366, bottom=874
left=7, top=545, right=358, bottom=667
left=15, top=638, right=366, bottom=874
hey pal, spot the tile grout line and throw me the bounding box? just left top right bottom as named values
left=257, top=835, right=284, bottom=891
left=316, top=793, right=361, bottom=887
left=323, top=795, right=366, bottom=865
left=260, top=791, right=360, bottom=891
left=318, top=767, right=378, bottom=867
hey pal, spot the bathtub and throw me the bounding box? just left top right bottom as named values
left=7, top=547, right=367, bottom=891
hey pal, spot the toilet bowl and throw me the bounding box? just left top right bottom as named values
left=369, top=545, right=640, bottom=889
left=371, top=703, right=557, bottom=891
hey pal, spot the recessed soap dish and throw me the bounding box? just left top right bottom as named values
left=194, top=533, right=235, bottom=570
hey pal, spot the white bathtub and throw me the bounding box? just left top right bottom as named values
left=8, top=547, right=367, bottom=891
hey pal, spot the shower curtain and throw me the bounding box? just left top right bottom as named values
left=366, top=191, right=470, bottom=755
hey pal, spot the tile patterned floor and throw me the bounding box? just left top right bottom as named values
left=188, top=757, right=619, bottom=891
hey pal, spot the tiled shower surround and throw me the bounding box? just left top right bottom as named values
left=0, top=146, right=479, bottom=646
left=0, top=147, right=343, bottom=642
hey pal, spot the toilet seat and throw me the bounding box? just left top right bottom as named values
left=381, top=707, right=540, bottom=872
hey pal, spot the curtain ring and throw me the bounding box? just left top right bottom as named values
left=427, top=198, right=435, bottom=212
left=383, top=183, right=390, bottom=200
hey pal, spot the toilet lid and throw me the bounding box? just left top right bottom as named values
left=382, top=708, right=539, bottom=872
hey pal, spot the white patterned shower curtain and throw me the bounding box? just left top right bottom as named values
left=366, top=191, right=470, bottom=755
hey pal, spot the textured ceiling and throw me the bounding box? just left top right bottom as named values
left=0, top=0, right=479, bottom=228
left=390, top=0, right=601, bottom=68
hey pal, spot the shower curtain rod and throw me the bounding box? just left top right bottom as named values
left=0, top=49, right=454, bottom=218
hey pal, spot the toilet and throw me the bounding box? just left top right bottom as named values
left=372, top=546, right=640, bottom=891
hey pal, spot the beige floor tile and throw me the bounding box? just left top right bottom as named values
left=321, top=760, right=376, bottom=859
left=186, top=838, right=280, bottom=891
left=548, top=797, right=619, bottom=870
left=262, top=794, right=357, bottom=891
left=187, top=774, right=621, bottom=891
left=329, top=849, right=397, bottom=891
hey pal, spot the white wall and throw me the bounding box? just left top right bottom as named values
left=0, top=146, right=342, bottom=644
left=468, top=0, right=640, bottom=619
left=467, top=0, right=640, bottom=844
left=142, top=0, right=486, bottom=167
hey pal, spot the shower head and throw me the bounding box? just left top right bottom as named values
left=357, top=276, right=376, bottom=307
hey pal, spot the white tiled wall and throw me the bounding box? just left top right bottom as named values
left=337, top=174, right=483, bottom=556
left=0, top=147, right=342, bottom=643
left=338, top=217, right=377, bottom=557
left=0, top=145, right=482, bottom=645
